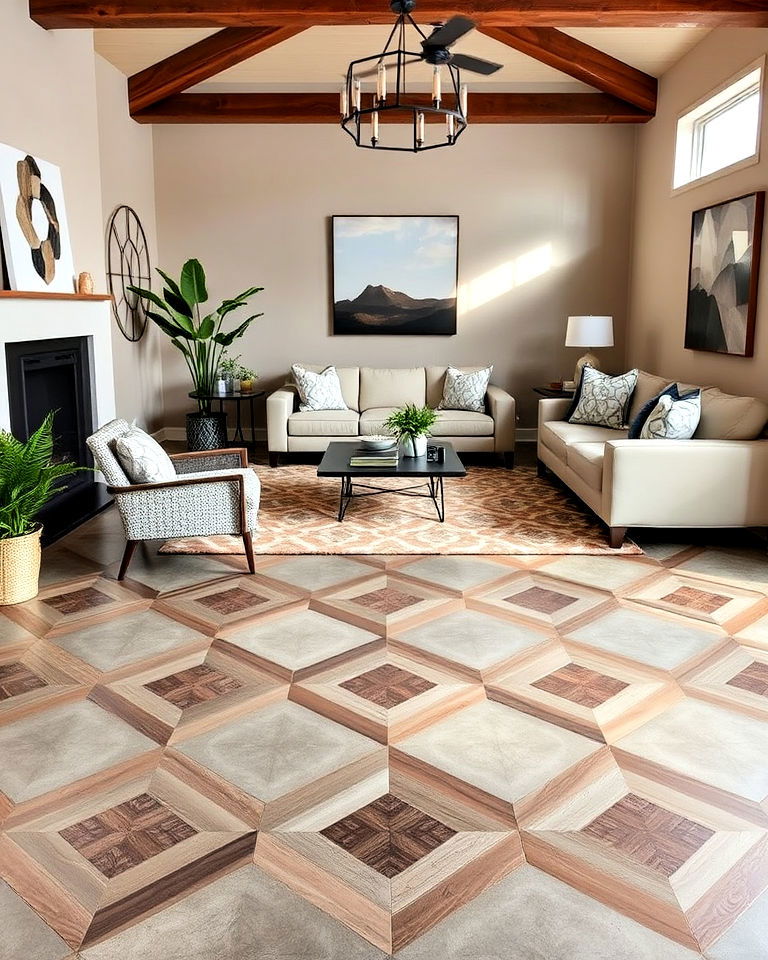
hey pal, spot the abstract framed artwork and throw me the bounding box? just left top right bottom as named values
left=332, top=215, right=458, bottom=335
left=685, top=191, right=764, bottom=357
left=0, top=142, right=75, bottom=293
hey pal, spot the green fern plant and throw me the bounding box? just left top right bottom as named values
left=384, top=404, right=437, bottom=442
left=0, top=413, right=88, bottom=540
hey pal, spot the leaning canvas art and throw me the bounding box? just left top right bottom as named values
left=332, top=215, right=458, bottom=335
left=0, top=142, right=75, bottom=293
left=685, top=191, right=764, bottom=357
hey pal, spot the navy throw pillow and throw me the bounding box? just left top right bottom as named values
left=628, top=384, right=679, bottom=439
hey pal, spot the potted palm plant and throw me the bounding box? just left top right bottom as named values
left=384, top=404, right=437, bottom=458
left=129, top=260, right=263, bottom=450
left=0, top=413, right=87, bottom=605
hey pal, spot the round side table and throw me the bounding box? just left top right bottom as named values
left=189, top=390, right=265, bottom=449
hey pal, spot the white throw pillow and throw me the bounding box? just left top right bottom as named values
left=115, top=427, right=176, bottom=484
left=438, top=365, right=493, bottom=413
left=640, top=389, right=701, bottom=440
left=291, top=364, right=348, bottom=412
left=568, top=366, right=638, bottom=429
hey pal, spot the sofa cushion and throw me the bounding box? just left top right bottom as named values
left=431, top=410, right=494, bottom=437
left=359, top=407, right=397, bottom=435
left=293, top=363, right=360, bottom=411
left=288, top=410, right=359, bottom=437
left=540, top=421, right=627, bottom=461
left=566, top=442, right=605, bottom=491
left=359, top=367, right=425, bottom=411
left=627, top=370, right=671, bottom=424
left=694, top=387, right=768, bottom=440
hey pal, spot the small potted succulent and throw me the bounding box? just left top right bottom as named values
left=384, top=403, right=437, bottom=458
left=217, top=353, right=242, bottom=394
left=238, top=364, right=259, bottom=393
left=0, top=413, right=88, bottom=605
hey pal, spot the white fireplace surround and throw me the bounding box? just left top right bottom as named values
left=0, top=295, right=116, bottom=434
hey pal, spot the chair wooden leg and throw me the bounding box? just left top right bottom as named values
left=242, top=531, right=256, bottom=574
left=609, top=526, right=627, bottom=549
left=118, top=540, right=138, bottom=580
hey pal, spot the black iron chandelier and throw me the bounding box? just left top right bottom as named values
left=340, top=0, right=501, bottom=153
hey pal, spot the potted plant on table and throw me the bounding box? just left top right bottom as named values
left=238, top=364, right=259, bottom=393
left=0, top=413, right=87, bottom=605
left=128, top=260, right=263, bottom=451
left=384, top=404, right=437, bottom=458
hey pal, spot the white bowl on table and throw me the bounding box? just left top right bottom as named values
left=359, top=435, right=397, bottom=451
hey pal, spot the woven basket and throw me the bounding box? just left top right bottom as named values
left=0, top=526, right=42, bottom=605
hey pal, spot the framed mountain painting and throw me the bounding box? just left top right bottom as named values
left=332, top=215, right=458, bottom=335
left=684, top=191, right=764, bottom=357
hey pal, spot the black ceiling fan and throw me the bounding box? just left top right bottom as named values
left=356, top=1, right=503, bottom=78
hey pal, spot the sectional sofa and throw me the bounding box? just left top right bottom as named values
left=537, top=369, right=768, bottom=547
left=267, top=365, right=516, bottom=466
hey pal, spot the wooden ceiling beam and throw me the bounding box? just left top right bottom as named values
left=30, top=0, right=768, bottom=28
left=480, top=26, right=657, bottom=113
left=128, top=26, right=304, bottom=113
left=131, top=92, right=653, bottom=124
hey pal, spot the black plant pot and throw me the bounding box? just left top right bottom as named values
left=186, top=411, right=227, bottom=451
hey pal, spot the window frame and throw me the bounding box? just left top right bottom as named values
left=672, top=56, right=764, bottom=195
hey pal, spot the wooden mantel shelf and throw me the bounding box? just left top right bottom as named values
left=0, top=290, right=113, bottom=302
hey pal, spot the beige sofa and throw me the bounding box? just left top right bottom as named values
left=267, top=365, right=516, bottom=467
left=537, top=370, right=768, bottom=547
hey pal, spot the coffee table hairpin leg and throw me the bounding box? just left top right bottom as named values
left=337, top=475, right=446, bottom=523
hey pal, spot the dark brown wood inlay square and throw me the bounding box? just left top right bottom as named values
left=352, top=587, right=421, bottom=615
left=661, top=586, right=729, bottom=615
left=339, top=663, right=435, bottom=709
left=59, top=793, right=197, bottom=879
left=0, top=662, right=47, bottom=700
left=532, top=663, right=628, bottom=708
left=43, top=586, right=113, bottom=615
left=145, top=663, right=243, bottom=709
left=727, top=660, right=768, bottom=698
left=505, top=586, right=578, bottom=615
left=582, top=793, right=714, bottom=878
left=321, top=793, right=455, bottom=878
left=196, top=586, right=268, bottom=615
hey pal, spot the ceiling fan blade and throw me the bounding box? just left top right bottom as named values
left=355, top=56, right=422, bottom=79
left=449, top=53, right=503, bottom=75
left=425, top=16, right=475, bottom=49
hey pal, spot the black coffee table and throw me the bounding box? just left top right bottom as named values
left=317, top=441, right=466, bottom=522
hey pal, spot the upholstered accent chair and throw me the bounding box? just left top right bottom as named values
left=87, top=419, right=260, bottom=580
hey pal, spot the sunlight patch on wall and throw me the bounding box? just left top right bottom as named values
left=458, top=243, right=553, bottom=314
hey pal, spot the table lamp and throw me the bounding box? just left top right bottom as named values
left=565, top=315, right=614, bottom=384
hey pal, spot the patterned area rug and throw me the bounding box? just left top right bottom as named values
left=159, top=465, right=641, bottom=556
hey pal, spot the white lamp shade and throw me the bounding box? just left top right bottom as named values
left=565, top=315, right=614, bottom=348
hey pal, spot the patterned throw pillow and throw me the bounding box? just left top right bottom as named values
left=640, top=389, right=701, bottom=439
left=438, top=365, right=493, bottom=413
left=628, top=384, right=678, bottom=439
left=291, top=364, right=348, bottom=412
left=115, top=427, right=176, bottom=484
left=568, top=366, right=638, bottom=429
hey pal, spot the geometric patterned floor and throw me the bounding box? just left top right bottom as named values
left=3, top=506, right=768, bottom=959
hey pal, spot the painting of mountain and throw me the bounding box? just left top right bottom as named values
left=332, top=216, right=458, bottom=335
left=684, top=192, right=764, bottom=357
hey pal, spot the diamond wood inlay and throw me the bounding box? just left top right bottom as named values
left=352, top=587, right=422, bottom=615
left=0, top=662, right=47, bottom=700
left=339, top=664, right=436, bottom=709
left=726, top=660, right=768, bottom=698
left=505, top=586, right=578, bottom=615
left=144, top=663, right=244, bottom=709
left=581, top=793, right=714, bottom=878
left=43, top=586, right=113, bottom=615
left=321, top=793, right=456, bottom=878
left=532, top=663, right=628, bottom=708
left=59, top=793, right=198, bottom=879
left=196, top=587, right=269, bottom=615
left=661, top=586, right=730, bottom=615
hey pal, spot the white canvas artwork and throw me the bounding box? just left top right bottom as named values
left=0, top=142, right=75, bottom=293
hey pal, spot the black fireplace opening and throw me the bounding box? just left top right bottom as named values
left=6, top=336, right=109, bottom=543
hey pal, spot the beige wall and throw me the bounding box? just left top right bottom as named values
left=628, top=28, right=768, bottom=399
left=0, top=0, right=104, bottom=287
left=153, top=122, right=636, bottom=429
left=95, top=54, right=165, bottom=431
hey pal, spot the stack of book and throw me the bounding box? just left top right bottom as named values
left=349, top=449, right=399, bottom=468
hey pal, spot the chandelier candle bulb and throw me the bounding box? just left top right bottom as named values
left=377, top=62, right=387, bottom=102
left=340, top=85, right=348, bottom=118
left=460, top=83, right=468, bottom=118
left=446, top=113, right=455, bottom=141
left=417, top=111, right=425, bottom=145
left=432, top=66, right=441, bottom=106
left=371, top=110, right=379, bottom=143
left=353, top=79, right=361, bottom=111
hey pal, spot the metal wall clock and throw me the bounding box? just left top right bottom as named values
left=106, top=204, right=151, bottom=342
